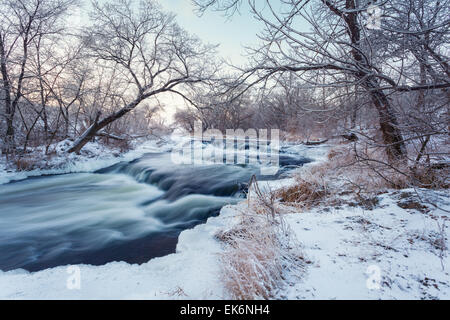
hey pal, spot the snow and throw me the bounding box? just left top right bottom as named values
left=0, top=138, right=172, bottom=185
left=283, top=143, right=331, bottom=165
left=0, top=140, right=448, bottom=300
left=279, top=188, right=450, bottom=300
left=0, top=205, right=240, bottom=300
left=2, top=183, right=447, bottom=299
left=247, top=171, right=450, bottom=299
left=250, top=178, right=297, bottom=195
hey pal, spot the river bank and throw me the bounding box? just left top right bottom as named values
left=0, top=139, right=448, bottom=299
left=0, top=138, right=172, bottom=185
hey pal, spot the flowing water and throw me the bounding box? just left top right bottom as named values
left=0, top=141, right=312, bottom=272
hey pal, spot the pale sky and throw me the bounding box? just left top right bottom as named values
left=74, top=0, right=264, bottom=66
left=162, top=0, right=263, bottom=66
left=72, top=0, right=309, bottom=121
left=160, top=0, right=267, bottom=119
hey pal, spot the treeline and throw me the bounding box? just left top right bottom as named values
left=175, top=74, right=371, bottom=140
left=0, top=0, right=217, bottom=157
left=181, top=0, right=449, bottom=181
left=1, top=0, right=449, bottom=185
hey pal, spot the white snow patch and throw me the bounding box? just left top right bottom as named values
left=279, top=189, right=450, bottom=300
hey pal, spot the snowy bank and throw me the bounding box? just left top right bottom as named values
left=1, top=186, right=448, bottom=299
left=0, top=204, right=243, bottom=300
left=0, top=141, right=448, bottom=300
left=0, top=138, right=172, bottom=185
left=279, top=188, right=450, bottom=299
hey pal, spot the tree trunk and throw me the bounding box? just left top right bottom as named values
left=4, top=117, right=15, bottom=153
left=0, top=40, right=14, bottom=153
left=369, top=87, right=406, bottom=162
left=68, top=99, right=142, bottom=153
left=67, top=111, right=102, bottom=154
left=343, top=0, right=406, bottom=163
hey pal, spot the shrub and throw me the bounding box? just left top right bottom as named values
left=15, top=157, right=38, bottom=171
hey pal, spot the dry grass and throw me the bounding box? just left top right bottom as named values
left=275, top=144, right=422, bottom=210
left=276, top=175, right=329, bottom=209
left=217, top=216, right=283, bottom=299
left=161, top=286, right=188, bottom=298
left=316, top=145, right=411, bottom=192
left=342, top=143, right=448, bottom=190
left=275, top=143, right=447, bottom=212
left=216, top=178, right=305, bottom=300
left=410, top=165, right=449, bottom=189
left=15, top=157, right=39, bottom=171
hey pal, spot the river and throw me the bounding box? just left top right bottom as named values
left=0, top=141, right=311, bottom=272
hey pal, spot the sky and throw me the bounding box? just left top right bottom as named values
left=161, top=0, right=264, bottom=66
left=73, top=0, right=265, bottom=66
left=158, top=0, right=268, bottom=119
left=72, top=0, right=309, bottom=121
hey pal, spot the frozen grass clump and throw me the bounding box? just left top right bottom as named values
left=216, top=178, right=306, bottom=299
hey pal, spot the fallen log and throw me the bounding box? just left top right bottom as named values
left=95, top=132, right=126, bottom=141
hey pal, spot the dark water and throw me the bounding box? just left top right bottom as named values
left=0, top=143, right=311, bottom=272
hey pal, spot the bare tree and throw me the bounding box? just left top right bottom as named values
left=67, top=0, right=219, bottom=153
left=0, top=0, right=78, bottom=154
left=194, top=0, right=450, bottom=163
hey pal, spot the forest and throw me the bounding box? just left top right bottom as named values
left=0, top=0, right=449, bottom=301
left=0, top=0, right=447, bottom=174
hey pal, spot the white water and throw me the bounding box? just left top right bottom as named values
left=0, top=141, right=312, bottom=272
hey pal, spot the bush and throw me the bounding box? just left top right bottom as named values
left=15, top=157, right=39, bottom=171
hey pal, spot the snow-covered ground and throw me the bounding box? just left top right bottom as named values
left=279, top=188, right=450, bottom=300
left=1, top=185, right=447, bottom=299
left=0, top=140, right=448, bottom=300
left=0, top=138, right=172, bottom=185
left=0, top=205, right=239, bottom=299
